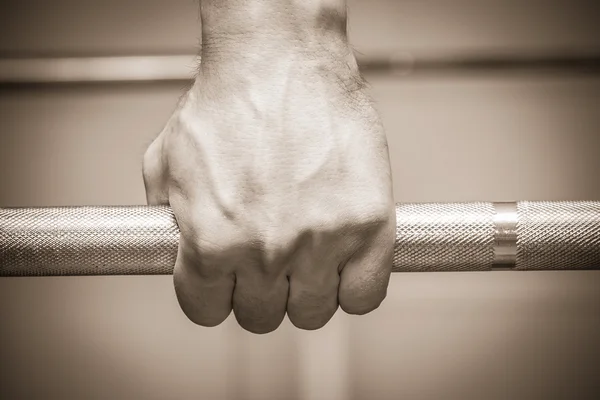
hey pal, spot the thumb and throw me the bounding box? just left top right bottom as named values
left=142, top=133, right=169, bottom=205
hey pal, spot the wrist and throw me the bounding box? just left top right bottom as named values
left=199, top=0, right=354, bottom=74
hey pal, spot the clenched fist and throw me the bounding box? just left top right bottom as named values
left=143, top=0, right=396, bottom=334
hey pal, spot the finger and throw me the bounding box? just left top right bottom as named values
left=173, top=237, right=235, bottom=327
left=338, top=224, right=395, bottom=315
left=142, top=134, right=169, bottom=205
left=287, top=264, right=339, bottom=330
left=285, top=234, right=340, bottom=330
left=232, top=269, right=289, bottom=334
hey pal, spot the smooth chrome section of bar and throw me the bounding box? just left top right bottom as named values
left=492, top=202, right=518, bottom=269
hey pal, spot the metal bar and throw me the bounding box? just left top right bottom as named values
left=1, top=201, right=599, bottom=276
left=1, top=51, right=599, bottom=85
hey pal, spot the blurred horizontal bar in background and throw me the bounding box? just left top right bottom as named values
left=0, top=55, right=196, bottom=84
left=1, top=51, right=600, bottom=85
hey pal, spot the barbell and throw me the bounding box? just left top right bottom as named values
left=1, top=201, right=599, bottom=276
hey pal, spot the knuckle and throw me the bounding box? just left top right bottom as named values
left=340, top=204, right=395, bottom=255
left=338, top=196, right=395, bottom=236
left=356, top=198, right=395, bottom=227
left=237, top=228, right=296, bottom=272
left=184, top=214, right=238, bottom=253
left=185, top=242, right=231, bottom=279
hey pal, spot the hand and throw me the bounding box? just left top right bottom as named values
left=143, top=29, right=395, bottom=334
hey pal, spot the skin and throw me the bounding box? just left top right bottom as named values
left=143, top=0, right=396, bottom=334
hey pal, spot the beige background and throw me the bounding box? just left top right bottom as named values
left=1, top=1, right=600, bottom=399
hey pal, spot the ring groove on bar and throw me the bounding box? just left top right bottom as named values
left=492, top=202, right=518, bottom=269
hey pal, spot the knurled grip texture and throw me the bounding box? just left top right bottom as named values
left=0, top=201, right=599, bottom=276
left=515, top=201, right=600, bottom=270
left=0, top=206, right=179, bottom=276
left=393, top=202, right=496, bottom=272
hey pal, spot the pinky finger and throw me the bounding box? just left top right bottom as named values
left=338, top=225, right=395, bottom=315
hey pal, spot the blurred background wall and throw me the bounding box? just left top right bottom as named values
left=1, top=0, right=599, bottom=399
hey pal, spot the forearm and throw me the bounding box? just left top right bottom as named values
left=198, top=0, right=358, bottom=81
